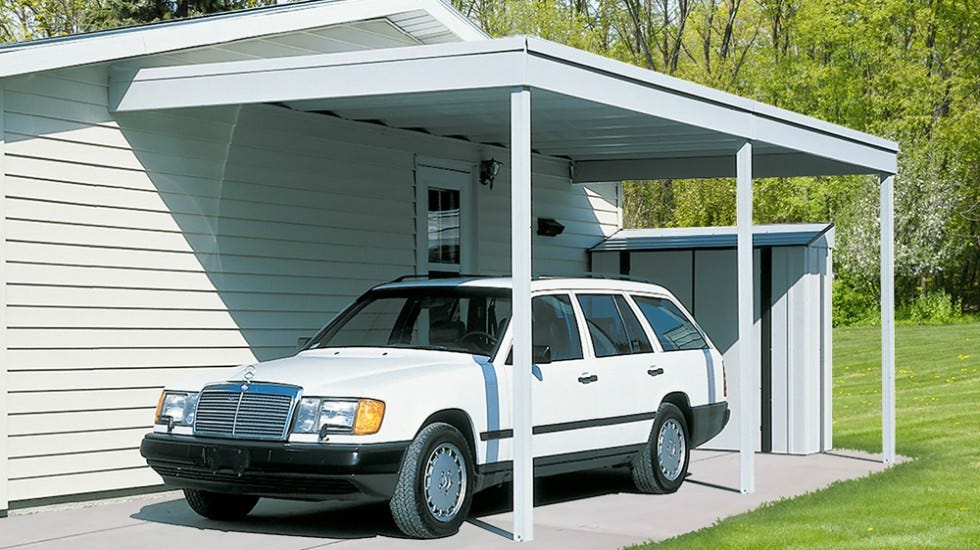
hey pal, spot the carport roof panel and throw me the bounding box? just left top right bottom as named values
left=109, top=36, right=899, bottom=177
left=592, top=223, right=835, bottom=252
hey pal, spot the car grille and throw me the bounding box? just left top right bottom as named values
left=194, top=383, right=299, bottom=440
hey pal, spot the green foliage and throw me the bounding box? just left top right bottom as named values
left=832, top=276, right=880, bottom=328
left=899, top=290, right=964, bottom=325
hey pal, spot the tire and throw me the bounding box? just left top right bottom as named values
left=631, top=402, right=690, bottom=494
left=183, top=489, right=259, bottom=520
left=389, top=422, right=475, bottom=539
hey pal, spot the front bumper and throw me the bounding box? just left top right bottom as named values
left=141, top=433, right=408, bottom=501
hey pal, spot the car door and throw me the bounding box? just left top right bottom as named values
left=630, top=293, right=719, bottom=411
left=571, top=292, right=659, bottom=451
left=525, top=293, right=600, bottom=458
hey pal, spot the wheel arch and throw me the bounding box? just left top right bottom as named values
left=661, top=392, right=693, bottom=434
left=418, top=408, right=478, bottom=463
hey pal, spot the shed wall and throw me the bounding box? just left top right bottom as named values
left=0, top=65, right=618, bottom=503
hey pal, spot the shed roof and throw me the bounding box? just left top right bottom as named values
left=592, top=223, right=835, bottom=252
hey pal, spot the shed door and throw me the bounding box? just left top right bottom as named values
left=416, top=165, right=474, bottom=276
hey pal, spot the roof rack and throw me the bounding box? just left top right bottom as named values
left=388, top=273, right=500, bottom=283
left=536, top=272, right=655, bottom=284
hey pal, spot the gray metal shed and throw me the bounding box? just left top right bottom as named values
left=591, top=224, right=834, bottom=455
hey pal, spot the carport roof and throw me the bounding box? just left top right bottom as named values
left=108, top=36, right=899, bottom=180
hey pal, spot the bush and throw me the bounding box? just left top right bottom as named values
left=898, top=290, right=963, bottom=325
left=833, top=277, right=879, bottom=327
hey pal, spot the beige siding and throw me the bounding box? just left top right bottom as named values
left=2, top=64, right=621, bottom=503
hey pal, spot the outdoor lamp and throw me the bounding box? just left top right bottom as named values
left=479, top=158, right=503, bottom=189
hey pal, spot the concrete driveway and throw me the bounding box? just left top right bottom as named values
left=0, top=450, right=892, bottom=549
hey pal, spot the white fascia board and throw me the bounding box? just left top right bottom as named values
left=110, top=39, right=527, bottom=112
left=573, top=153, right=882, bottom=181
left=525, top=37, right=899, bottom=154
left=525, top=46, right=897, bottom=175
left=0, top=0, right=486, bottom=79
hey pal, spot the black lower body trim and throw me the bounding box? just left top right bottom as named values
left=141, top=434, right=408, bottom=501
left=475, top=443, right=643, bottom=490
left=480, top=411, right=656, bottom=441
left=689, top=402, right=730, bottom=447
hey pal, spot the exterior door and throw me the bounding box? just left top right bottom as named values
left=416, top=165, right=473, bottom=275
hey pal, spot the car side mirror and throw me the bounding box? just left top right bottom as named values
left=296, top=337, right=310, bottom=350
left=533, top=345, right=552, bottom=365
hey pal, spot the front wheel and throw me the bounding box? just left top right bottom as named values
left=183, top=489, right=259, bottom=520
left=631, top=402, right=690, bottom=494
left=389, top=423, right=474, bottom=538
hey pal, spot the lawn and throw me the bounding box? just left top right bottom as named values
left=635, top=322, right=980, bottom=549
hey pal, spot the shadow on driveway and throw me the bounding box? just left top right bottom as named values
left=131, top=467, right=641, bottom=540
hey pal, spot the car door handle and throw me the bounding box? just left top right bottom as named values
left=647, top=368, right=664, bottom=377
left=578, top=374, right=599, bottom=384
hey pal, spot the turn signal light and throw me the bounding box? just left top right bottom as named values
left=353, top=399, right=386, bottom=435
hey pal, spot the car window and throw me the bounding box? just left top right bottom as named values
left=532, top=294, right=583, bottom=361
left=615, top=295, right=653, bottom=353
left=577, top=294, right=651, bottom=358
left=632, top=295, right=708, bottom=351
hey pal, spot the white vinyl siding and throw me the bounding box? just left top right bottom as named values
left=1, top=61, right=619, bottom=502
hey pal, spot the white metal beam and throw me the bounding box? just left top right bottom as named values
left=880, top=174, right=896, bottom=465
left=510, top=86, right=534, bottom=542
left=0, top=85, right=9, bottom=517
left=572, top=153, right=881, bottom=181
left=736, top=141, right=756, bottom=494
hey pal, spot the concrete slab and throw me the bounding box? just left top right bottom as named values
left=0, top=450, right=895, bottom=549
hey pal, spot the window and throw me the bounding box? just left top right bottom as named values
left=428, top=188, right=461, bottom=267
left=532, top=295, right=583, bottom=361
left=633, top=296, right=708, bottom=351
left=577, top=294, right=653, bottom=358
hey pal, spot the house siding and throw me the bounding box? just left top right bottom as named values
left=0, top=65, right=619, bottom=503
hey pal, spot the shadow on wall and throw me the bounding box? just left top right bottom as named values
left=117, top=105, right=419, bottom=362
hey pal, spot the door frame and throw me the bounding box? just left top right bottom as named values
left=414, top=159, right=476, bottom=275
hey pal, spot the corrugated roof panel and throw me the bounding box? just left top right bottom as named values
left=592, top=223, right=834, bottom=252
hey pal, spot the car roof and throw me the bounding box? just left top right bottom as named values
left=373, top=276, right=673, bottom=295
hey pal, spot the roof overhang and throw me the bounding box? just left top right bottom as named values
left=0, top=0, right=487, bottom=79
left=592, top=223, right=835, bottom=252
left=108, top=36, right=899, bottom=179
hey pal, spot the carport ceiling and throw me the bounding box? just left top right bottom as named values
left=109, top=36, right=899, bottom=182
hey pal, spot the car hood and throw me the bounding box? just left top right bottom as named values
left=174, top=347, right=483, bottom=394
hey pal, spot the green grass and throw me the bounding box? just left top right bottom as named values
left=632, top=323, right=980, bottom=549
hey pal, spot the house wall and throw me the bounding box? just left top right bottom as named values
left=593, top=244, right=831, bottom=455
left=0, top=65, right=619, bottom=504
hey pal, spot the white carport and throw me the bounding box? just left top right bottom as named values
left=108, top=36, right=899, bottom=542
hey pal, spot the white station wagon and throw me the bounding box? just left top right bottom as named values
left=142, top=276, right=729, bottom=538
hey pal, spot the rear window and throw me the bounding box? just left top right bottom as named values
left=632, top=296, right=708, bottom=351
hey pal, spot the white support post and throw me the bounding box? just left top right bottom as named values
left=0, top=85, right=9, bottom=517
left=510, top=86, right=533, bottom=542
left=880, top=174, right=896, bottom=465
left=736, top=141, right=756, bottom=494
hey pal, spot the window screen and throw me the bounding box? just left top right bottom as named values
left=577, top=294, right=651, bottom=357
left=633, top=296, right=708, bottom=351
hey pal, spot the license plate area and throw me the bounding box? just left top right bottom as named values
left=203, top=447, right=250, bottom=475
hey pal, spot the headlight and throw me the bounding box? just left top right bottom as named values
left=292, top=398, right=385, bottom=437
left=155, top=391, right=199, bottom=427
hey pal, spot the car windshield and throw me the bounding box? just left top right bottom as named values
left=307, top=287, right=512, bottom=357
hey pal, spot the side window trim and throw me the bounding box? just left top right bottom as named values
left=620, top=293, right=665, bottom=353
left=496, top=291, right=588, bottom=365
left=568, top=291, right=599, bottom=360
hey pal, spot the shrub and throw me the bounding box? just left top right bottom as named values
left=899, top=290, right=963, bottom=325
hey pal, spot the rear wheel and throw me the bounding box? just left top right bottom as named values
left=389, top=422, right=474, bottom=538
left=631, top=402, right=690, bottom=494
left=183, top=489, right=259, bottom=520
